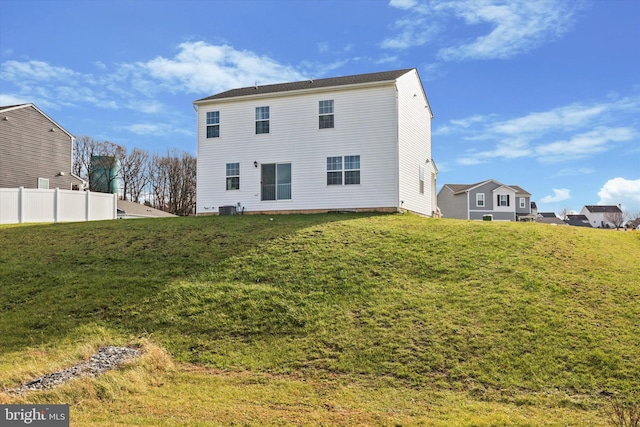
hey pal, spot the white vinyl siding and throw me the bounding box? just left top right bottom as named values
left=395, top=70, right=434, bottom=215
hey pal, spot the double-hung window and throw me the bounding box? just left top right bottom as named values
left=519, top=197, right=526, bottom=209
left=319, top=100, right=334, bottom=129
left=327, top=155, right=360, bottom=185
left=206, top=111, right=220, bottom=138
left=498, top=194, right=510, bottom=206
left=476, top=193, right=485, bottom=207
left=226, top=163, right=240, bottom=190
left=419, top=165, right=425, bottom=194
left=256, top=106, right=270, bottom=134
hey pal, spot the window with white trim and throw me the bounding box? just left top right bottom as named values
left=498, top=194, right=510, bottom=206
left=519, top=197, right=526, bottom=208
left=419, top=165, right=425, bottom=194
left=38, top=178, right=49, bottom=189
left=226, top=163, right=239, bottom=190
left=206, top=111, right=220, bottom=138
left=319, top=100, right=334, bottom=129
left=476, top=193, right=485, bottom=207
left=327, top=155, right=360, bottom=185
left=256, top=106, right=270, bottom=134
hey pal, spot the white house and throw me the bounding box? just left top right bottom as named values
left=193, top=68, right=437, bottom=216
left=580, top=205, right=623, bottom=228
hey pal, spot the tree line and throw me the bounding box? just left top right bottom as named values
left=72, top=136, right=196, bottom=216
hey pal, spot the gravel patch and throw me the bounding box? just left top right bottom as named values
left=5, top=346, right=142, bottom=395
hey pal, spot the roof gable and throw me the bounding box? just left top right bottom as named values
left=194, top=68, right=415, bottom=102
left=0, top=103, right=74, bottom=140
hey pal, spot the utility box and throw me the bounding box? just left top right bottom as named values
left=219, top=205, right=237, bottom=215
left=482, top=215, right=493, bottom=221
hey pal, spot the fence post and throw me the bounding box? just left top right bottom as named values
left=18, top=186, right=24, bottom=224
left=54, top=188, right=60, bottom=223
left=85, top=190, right=91, bottom=221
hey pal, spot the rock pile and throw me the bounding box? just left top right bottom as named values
left=5, top=346, right=142, bottom=395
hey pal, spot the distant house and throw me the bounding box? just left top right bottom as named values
left=536, top=212, right=567, bottom=225
left=193, top=68, right=438, bottom=216
left=437, top=179, right=534, bottom=221
left=0, top=104, right=84, bottom=190
left=565, top=214, right=592, bottom=227
left=580, top=205, right=623, bottom=228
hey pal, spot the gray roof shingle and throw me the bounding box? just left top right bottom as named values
left=194, top=69, right=415, bottom=102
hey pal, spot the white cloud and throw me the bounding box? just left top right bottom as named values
left=535, top=127, right=635, bottom=162
left=383, top=0, right=581, bottom=60
left=554, top=168, right=594, bottom=177
left=142, top=41, right=306, bottom=94
left=439, top=96, right=640, bottom=165
left=597, top=178, right=640, bottom=214
left=540, top=188, right=571, bottom=203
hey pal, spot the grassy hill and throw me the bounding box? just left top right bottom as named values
left=1, top=213, right=639, bottom=426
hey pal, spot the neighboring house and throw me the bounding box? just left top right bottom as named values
left=437, top=179, right=534, bottom=221
left=0, top=104, right=84, bottom=190
left=536, top=212, right=567, bottom=225
left=193, top=68, right=438, bottom=216
left=565, top=214, right=592, bottom=227
left=580, top=205, right=623, bottom=228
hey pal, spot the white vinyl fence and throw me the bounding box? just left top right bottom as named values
left=0, top=187, right=117, bottom=224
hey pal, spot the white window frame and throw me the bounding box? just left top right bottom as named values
left=498, top=194, right=509, bottom=207
left=255, top=106, right=270, bottom=134
left=519, top=197, right=526, bottom=208
left=476, top=193, right=485, bottom=207
left=319, top=100, right=334, bottom=129
left=225, top=163, right=240, bottom=190
left=38, top=178, right=49, bottom=189
left=206, top=111, right=220, bottom=138
left=327, top=155, right=360, bottom=186
left=419, top=165, right=425, bottom=195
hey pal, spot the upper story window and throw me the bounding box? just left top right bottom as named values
left=319, top=100, right=334, bottom=129
left=327, top=155, right=360, bottom=185
left=256, top=106, right=270, bottom=134
left=519, top=197, right=526, bottom=208
left=476, top=193, right=485, bottom=207
left=226, top=163, right=240, bottom=190
left=419, top=165, right=425, bottom=195
left=206, top=111, right=220, bottom=138
left=498, top=194, right=510, bottom=206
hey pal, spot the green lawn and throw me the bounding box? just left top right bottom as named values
left=1, top=214, right=639, bottom=425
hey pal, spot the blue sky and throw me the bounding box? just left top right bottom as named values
left=1, top=0, right=639, bottom=215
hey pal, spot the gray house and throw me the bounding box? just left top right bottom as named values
left=1, top=104, right=84, bottom=190
left=437, top=179, right=534, bottom=221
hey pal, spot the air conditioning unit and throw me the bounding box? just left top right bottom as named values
left=219, top=205, right=237, bottom=215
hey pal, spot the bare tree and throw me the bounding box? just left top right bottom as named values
left=558, top=207, right=572, bottom=220
left=148, top=150, right=196, bottom=215
left=73, top=136, right=124, bottom=194
left=605, top=210, right=626, bottom=229
left=118, top=147, right=149, bottom=202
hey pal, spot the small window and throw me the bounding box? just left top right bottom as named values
left=38, top=178, right=49, bottom=189
left=226, top=163, right=240, bottom=190
left=498, top=194, right=510, bottom=206
left=206, top=111, right=220, bottom=138
left=256, top=106, right=270, bottom=134
left=419, top=165, right=425, bottom=194
left=519, top=197, right=526, bottom=208
left=319, top=100, right=334, bottom=129
left=476, top=193, right=485, bottom=207
left=327, top=155, right=360, bottom=185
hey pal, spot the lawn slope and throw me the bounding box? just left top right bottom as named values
left=1, top=214, right=639, bottom=425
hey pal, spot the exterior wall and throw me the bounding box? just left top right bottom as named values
left=515, top=196, right=531, bottom=215
left=469, top=211, right=514, bottom=221
left=396, top=70, right=435, bottom=216
left=0, top=105, right=81, bottom=189
left=579, top=207, right=618, bottom=228
left=468, top=181, right=497, bottom=216
left=196, top=83, right=401, bottom=214
left=436, top=186, right=468, bottom=219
